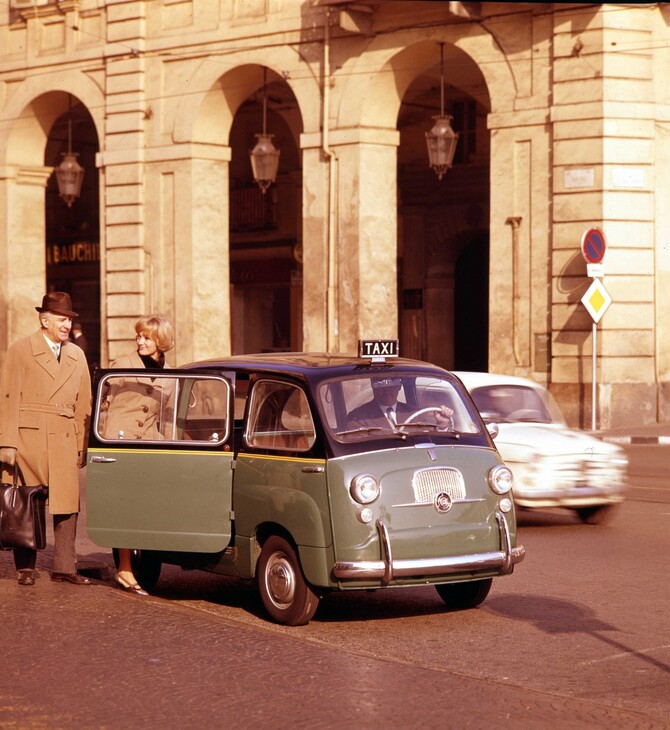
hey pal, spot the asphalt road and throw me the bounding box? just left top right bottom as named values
left=0, top=443, right=668, bottom=729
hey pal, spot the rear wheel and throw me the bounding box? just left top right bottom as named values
left=257, top=536, right=319, bottom=626
left=112, top=548, right=162, bottom=592
left=576, top=504, right=619, bottom=525
left=435, top=578, right=492, bottom=609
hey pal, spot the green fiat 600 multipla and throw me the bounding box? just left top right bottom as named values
left=86, top=341, right=525, bottom=625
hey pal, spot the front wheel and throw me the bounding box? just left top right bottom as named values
left=435, top=578, right=492, bottom=610
left=257, top=536, right=319, bottom=626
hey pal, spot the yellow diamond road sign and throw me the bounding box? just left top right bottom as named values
left=581, top=278, right=612, bottom=323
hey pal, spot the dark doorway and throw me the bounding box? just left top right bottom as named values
left=454, top=234, right=489, bottom=371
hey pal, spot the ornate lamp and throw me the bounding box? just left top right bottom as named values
left=250, top=69, right=280, bottom=193
left=425, top=43, right=459, bottom=180
left=55, top=97, right=85, bottom=207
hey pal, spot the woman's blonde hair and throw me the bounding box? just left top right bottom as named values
left=135, top=314, right=175, bottom=353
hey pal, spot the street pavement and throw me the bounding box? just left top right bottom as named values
left=1, top=423, right=668, bottom=729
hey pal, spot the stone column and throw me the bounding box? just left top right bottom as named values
left=141, top=144, right=232, bottom=364
left=102, top=0, right=149, bottom=363
left=330, top=127, right=400, bottom=355
left=300, top=137, right=329, bottom=352
left=0, top=165, right=52, bottom=345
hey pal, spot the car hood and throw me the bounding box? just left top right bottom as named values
left=493, top=422, right=624, bottom=458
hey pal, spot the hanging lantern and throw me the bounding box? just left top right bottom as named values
left=55, top=150, right=85, bottom=207
left=426, top=116, right=459, bottom=180
left=425, top=43, right=459, bottom=179
left=55, top=101, right=85, bottom=207
left=249, top=68, right=280, bottom=193
left=250, top=133, right=280, bottom=193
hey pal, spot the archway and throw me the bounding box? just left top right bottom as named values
left=397, top=43, right=490, bottom=371
left=44, top=97, right=100, bottom=371
left=228, top=68, right=303, bottom=354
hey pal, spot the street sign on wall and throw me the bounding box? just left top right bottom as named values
left=581, top=277, right=612, bottom=323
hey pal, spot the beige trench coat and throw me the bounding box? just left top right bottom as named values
left=0, top=329, right=91, bottom=514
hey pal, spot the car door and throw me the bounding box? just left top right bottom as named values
left=86, top=369, right=234, bottom=553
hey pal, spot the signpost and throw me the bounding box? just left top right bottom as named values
left=580, top=227, right=611, bottom=430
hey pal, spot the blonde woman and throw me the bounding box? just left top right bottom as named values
left=104, top=314, right=175, bottom=595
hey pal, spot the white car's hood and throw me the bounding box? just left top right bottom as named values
left=494, top=422, right=623, bottom=458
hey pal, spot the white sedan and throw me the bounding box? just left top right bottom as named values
left=454, top=372, right=627, bottom=524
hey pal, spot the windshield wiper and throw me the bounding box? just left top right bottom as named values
left=396, top=422, right=461, bottom=438
left=336, top=426, right=385, bottom=436
left=336, top=425, right=410, bottom=440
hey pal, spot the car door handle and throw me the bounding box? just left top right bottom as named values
left=90, top=456, right=117, bottom=463
left=302, top=466, right=324, bottom=473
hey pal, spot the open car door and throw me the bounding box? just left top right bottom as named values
left=86, top=369, right=234, bottom=553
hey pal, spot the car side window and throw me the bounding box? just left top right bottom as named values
left=245, top=380, right=316, bottom=451
left=96, top=373, right=230, bottom=445
left=177, top=378, right=230, bottom=442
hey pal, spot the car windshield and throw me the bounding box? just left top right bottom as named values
left=318, top=373, right=482, bottom=443
left=468, top=384, right=566, bottom=425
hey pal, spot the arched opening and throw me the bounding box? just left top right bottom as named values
left=44, top=97, right=100, bottom=372
left=228, top=69, right=303, bottom=354
left=397, top=44, right=490, bottom=371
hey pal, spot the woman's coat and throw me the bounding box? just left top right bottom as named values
left=102, top=350, right=173, bottom=440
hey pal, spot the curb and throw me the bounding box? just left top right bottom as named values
left=599, top=434, right=670, bottom=445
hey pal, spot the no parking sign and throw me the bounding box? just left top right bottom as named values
left=581, top=227, right=606, bottom=278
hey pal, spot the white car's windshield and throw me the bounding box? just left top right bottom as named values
left=469, top=384, right=565, bottom=425
left=318, top=373, right=482, bottom=443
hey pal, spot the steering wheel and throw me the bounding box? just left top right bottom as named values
left=402, top=406, right=453, bottom=430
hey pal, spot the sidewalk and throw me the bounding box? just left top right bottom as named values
left=595, top=421, right=670, bottom=445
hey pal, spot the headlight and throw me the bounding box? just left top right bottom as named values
left=488, top=464, right=513, bottom=495
left=350, top=473, right=380, bottom=504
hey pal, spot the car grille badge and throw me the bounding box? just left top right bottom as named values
left=434, top=492, right=453, bottom=513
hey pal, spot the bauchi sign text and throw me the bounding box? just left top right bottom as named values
left=47, top=242, right=100, bottom=265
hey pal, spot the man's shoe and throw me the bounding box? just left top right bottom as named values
left=51, top=572, right=92, bottom=585
left=17, top=569, right=36, bottom=586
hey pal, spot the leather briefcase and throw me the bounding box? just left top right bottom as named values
left=0, top=464, right=48, bottom=551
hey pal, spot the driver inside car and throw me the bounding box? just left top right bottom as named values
left=347, top=377, right=453, bottom=430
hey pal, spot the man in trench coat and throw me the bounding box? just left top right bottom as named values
left=0, top=292, right=92, bottom=586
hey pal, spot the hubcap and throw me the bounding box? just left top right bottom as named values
left=266, top=552, right=295, bottom=608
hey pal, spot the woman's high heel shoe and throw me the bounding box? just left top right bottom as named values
left=115, top=572, right=149, bottom=596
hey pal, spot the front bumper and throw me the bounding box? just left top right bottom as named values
left=333, top=510, right=525, bottom=583
left=514, top=486, right=625, bottom=509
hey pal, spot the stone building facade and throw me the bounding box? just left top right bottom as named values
left=1, top=0, right=669, bottom=428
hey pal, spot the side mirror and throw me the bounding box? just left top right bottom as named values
left=486, top=422, right=499, bottom=440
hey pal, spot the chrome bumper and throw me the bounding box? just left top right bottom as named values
left=514, top=486, right=625, bottom=509
left=333, top=511, right=525, bottom=583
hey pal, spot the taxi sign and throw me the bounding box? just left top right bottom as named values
left=580, top=227, right=607, bottom=264
left=581, top=278, right=612, bottom=323
left=359, top=339, right=399, bottom=361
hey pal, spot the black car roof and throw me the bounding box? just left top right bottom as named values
left=179, top=352, right=452, bottom=386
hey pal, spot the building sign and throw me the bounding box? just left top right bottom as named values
left=564, top=168, right=594, bottom=189
left=47, top=242, right=100, bottom=265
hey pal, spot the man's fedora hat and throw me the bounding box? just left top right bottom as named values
left=35, top=291, right=79, bottom=318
